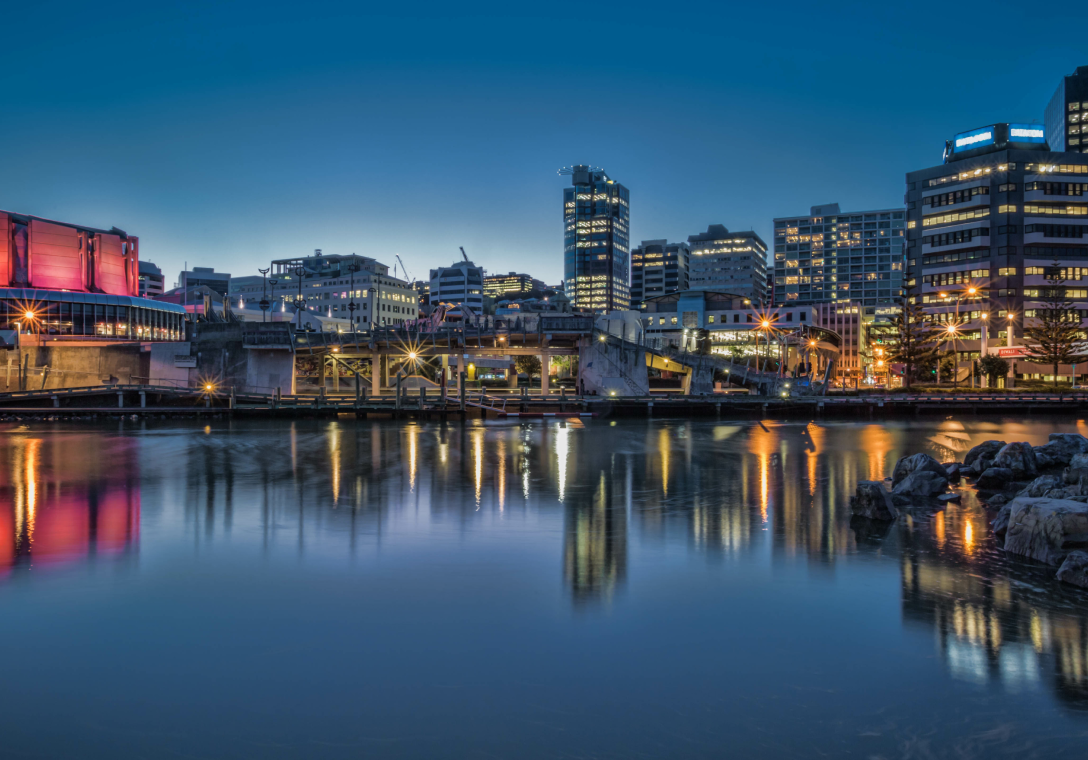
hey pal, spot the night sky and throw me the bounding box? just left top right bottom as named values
left=1, top=0, right=1084, bottom=287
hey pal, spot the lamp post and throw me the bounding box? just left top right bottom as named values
left=937, top=284, right=985, bottom=387
left=945, top=322, right=959, bottom=390
left=346, top=254, right=360, bottom=333
left=1007, top=312, right=1016, bottom=389
left=268, top=277, right=278, bottom=320
left=292, top=266, right=307, bottom=330
left=258, top=267, right=270, bottom=322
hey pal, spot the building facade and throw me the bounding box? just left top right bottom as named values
left=138, top=261, right=164, bottom=296
left=686, top=225, right=768, bottom=305
left=905, top=128, right=1088, bottom=373
left=429, top=259, right=485, bottom=314
left=1046, top=66, right=1088, bottom=153
left=562, top=165, right=630, bottom=312
left=483, top=272, right=545, bottom=298
left=178, top=267, right=230, bottom=296
left=229, top=251, right=419, bottom=328
left=630, top=239, right=689, bottom=306
left=772, top=203, right=905, bottom=307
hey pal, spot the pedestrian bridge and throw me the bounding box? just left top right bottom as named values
left=286, top=313, right=841, bottom=397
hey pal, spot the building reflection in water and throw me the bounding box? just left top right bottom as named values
left=3, top=416, right=1086, bottom=711
left=0, top=430, right=140, bottom=576
left=895, top=493, right=1088, bottom=711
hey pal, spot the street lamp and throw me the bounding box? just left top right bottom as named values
left=346, top=254, right=361, bottom=332
left=258, top=267, right=270, bottom=322
left=292, top=265, right=307, bottom=330
left=945, top=322, right=960, bottom=390
left=367, top=287, right=378, bottom=331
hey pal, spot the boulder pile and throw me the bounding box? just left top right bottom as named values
left=849, top=432, right=1088, bottom=589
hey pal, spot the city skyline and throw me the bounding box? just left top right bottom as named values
left=0, top=2, right=1084, bottom=288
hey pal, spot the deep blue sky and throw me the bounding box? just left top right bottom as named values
left=1, top=0, right=1085, bottom=287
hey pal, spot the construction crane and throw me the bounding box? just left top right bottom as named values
left=394, top=254, right=412, bottom=283
left=459, top=246, right=469, bottom=263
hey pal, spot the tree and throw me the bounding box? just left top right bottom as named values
left=978, top=355, right=1009, bottom=385
left=1023, top=261, right=1085, bottom=388
left=886, top=287, right=940, bottom=389
left=514, top=355, right=542, bottom=377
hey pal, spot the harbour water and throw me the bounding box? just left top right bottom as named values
left=1, top=417, right=1087, bottom=758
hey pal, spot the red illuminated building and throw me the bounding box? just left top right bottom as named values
left=0, top=210, right=186, bottom=339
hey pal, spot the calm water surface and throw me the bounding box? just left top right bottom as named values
left=2, top=416, right=1088, bottom=758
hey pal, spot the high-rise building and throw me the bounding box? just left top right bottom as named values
left=630, top=239, right=689, bottom=305
left=429, top=259, right=485, bottom=314
left=686, top=225, right=767, bottom=305
left=483, top=272, right=545, bottom=298
left=1046, top=66, right=1088, bottom=153
left=905, top=123, right=1088, bottom=378
left=772, top=203, right=905, bottom=307
left=561, top=165, right=630, bottom=312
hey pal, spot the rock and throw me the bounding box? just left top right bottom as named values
left=1056, top=550, right=1088, bottom=588
left=992, top=505, right=1012, bottom=535
left=850, top=481, right=898, bottom=521
left=945, top=463, right=961, bottom=481
left=892, top=453, right=948, bottom=487
left=1017, top=473, right=1064, bottom=498
left=988, top=493, right=1009, bottom=507
left=1003, top=497, right=1088, bottom=565
left=1034, top=434, right=1088, bottom=471
left=937, top=493, right=961, bottom=504
left=976, top=467, right=1016, bottom=491
left=1064, top=452, right=1088, bottom=487
left=892, top=470, right=948, bottom=499
left=965, top=440, right=1006, bottom=475
left=992, top=442, right=1038, bottom=480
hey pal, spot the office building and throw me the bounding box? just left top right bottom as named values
left=905, top=122, right=1088, bottom=376
left=561, top=165, right=630, bottom=312
left=630, top=239, right=689, bottom=305
left=1046, top=66, right=1088, bottom=153
left=263, top=250, right=416, bottom=327
left=772, top=203, right=905, bottom=307
left=178, top=267, right=230, bottom=296
left=429, top=258, right=485, bottom=314
left=484, top=272, right=545, bottom=298
left=687, top=225, right=767, bottom=305
left=138, top=260, right=164, bottom=296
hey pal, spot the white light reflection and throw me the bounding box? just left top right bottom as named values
left=556, top=425, right=570, bottom=501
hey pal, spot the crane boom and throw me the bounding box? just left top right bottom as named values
left=459, top=246, right=469, bottom=263
left=395, top=254, right=412, bottom=283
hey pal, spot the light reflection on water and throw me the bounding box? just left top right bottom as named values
left=0, top=417, right=1086, bottom=758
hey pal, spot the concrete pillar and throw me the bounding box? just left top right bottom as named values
left=333, top=357, right=340, bottom=393
left=456, top=354, right=465, bottom=392
left=319, top=355, right=327, bottom=393
left=541, top=352, right=550, bottom=395
left=372, top=352, right=381, bottom=396
left=507, top=363, right=518, bottom=389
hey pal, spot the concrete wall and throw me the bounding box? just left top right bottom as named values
left=2, top=343, right=150, bottom=391
left=188, top=322, right=295, bottom=394
left=578, top=338, right=650, bottom=396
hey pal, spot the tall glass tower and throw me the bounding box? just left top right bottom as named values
left=562, top=165, right=630, bottom=312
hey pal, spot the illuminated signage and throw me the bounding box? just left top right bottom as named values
left=954, top=127, right=995, bottom=152
left=1009, top=124, right=1046, bottom=144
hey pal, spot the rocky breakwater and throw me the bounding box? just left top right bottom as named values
left=850, top=453, right=952, bottom=525
left=969, top=434, right=1088, bottom=589
left=849, top=434, right=1088, bottom=590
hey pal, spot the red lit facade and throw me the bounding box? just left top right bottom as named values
left=0, top=211, right=139, bottom=296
